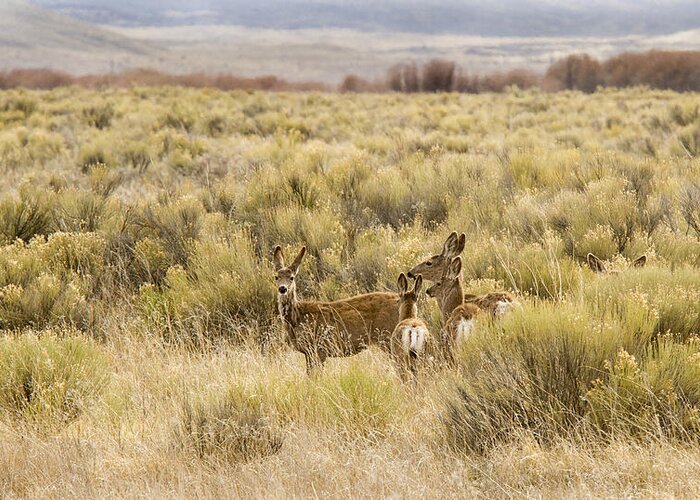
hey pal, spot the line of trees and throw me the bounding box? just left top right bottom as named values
left=345, top=50, right=700, bottom=93
left=345, top=60, right=541, bottom=93
left=543, top=51, right=700, bottom=93
left=2, top=50, right=700, bottom=93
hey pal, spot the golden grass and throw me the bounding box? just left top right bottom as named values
left=3, top=326, right=700, bottom=498
left=1, top=86, right=700, bottom=497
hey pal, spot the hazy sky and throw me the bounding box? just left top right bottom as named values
left=32, top=0, right=700, bottom=37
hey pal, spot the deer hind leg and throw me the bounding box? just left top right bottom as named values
left=391, top=347, right=412, bottom=383
left=305, top=350, right=326, bottom=376
left=408, top=351, right=419, bottom=385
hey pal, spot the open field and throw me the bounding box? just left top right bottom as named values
left=1, top=86, right=700, bottom=497
left=105, top=25, right=700, bottom=82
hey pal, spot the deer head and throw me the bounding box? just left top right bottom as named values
left=425, top=255, right=463, bottom=315
left=273, top=245, right=306, bottom=299
left=407, top=231, right=465, bottom=282
left=397, top=272, right=423, bottom=321
left=586, top=252, right=647, bottom=274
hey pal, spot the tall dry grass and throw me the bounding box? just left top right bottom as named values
left=0, top=86, right=699, bottom=497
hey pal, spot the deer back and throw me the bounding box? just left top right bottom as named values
left=464, top=291, right=515, bottom=318
left=292, top=292, right=399, bottom=356
left=443, top=302, right=480, bottom=352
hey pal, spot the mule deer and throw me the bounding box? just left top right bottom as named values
left=586, top=253, right=647, bottom=274
left=407, top=231, right=465, bottom=282
left=426, top=256, right=516, bottom=320
left=441, top=301, right=481, bottom=363
left=273, top=245, right=399, bottom=374
left=409, top=232, right=515, bottom=319
left=390, top=273, right=432, bottom=381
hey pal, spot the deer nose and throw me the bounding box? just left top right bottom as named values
left=278, top=285, right=288, bottom=294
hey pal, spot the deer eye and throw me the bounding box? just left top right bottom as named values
left=290, top=276, right=294, bottom=281
left=274, top=276, right=279, bottom=281
left=426, top=261, right=432, bottom=266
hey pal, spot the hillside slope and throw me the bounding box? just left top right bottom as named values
left=0, top=0, right=161, bottom=74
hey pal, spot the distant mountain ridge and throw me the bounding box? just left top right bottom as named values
left=4, top=0, right=700, bottom=83
left=0, top=0, right=162, bottom=74
left=1, top=0, right=153, bottom=52
left=31, top=0, right=700, bottom=37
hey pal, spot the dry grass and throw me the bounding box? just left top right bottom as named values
left=1, top=86, right=700, bottom=497
left=2, top=327, right=700, bottom=498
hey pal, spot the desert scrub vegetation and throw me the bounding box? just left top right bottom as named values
left=174, top=389, right=284, bottom=464
left=0, top=330, right=109, bottom=427
left=0, top=86, right=700, bottom=497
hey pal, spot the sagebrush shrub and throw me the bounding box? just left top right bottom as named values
left=0, top=187, right=55, bottom=244
left=444, top=303, right=607, bottom=453
left=82, top=102, right=115, bottom=129
left=174, top=389, right=283, bottom=463
left=0, top=331, right=109, bottom=425
left=585, top=344, right=700, bottom=440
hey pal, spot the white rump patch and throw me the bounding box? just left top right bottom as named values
left=495, top=300, right=514, bottom=318
left=401, top=326, right=427, bottom=355
left=455, top=318, right=475, bottom=346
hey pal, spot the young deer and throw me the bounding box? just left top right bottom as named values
left=273, top=245, right=400, bottom=374
left=390, top=273, right=432, bottom=381
left=441, top=301, right=481, bottom=363
left=426, top=256, right=515, bottom=320
left=409, top=232, right=515, bottom=319
left=586, top=253, right=647, bottom=274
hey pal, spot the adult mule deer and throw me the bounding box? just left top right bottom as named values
left=273, top=245, right=399, bottom=374
left=407, top=231, right=465, bottom=282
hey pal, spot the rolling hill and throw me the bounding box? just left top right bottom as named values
left=0, top=0, right=162, bottom=74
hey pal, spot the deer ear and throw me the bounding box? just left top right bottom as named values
left=273, top=246, right=285, bottom=271
left=413, top=275, right=423, bottom=295
left=447, top=256, right=462, bottom=279
left=586, top=253, right=606, bottom=273
left=633, top=254, right=647, bottom=268
left=397, top=273, right=408, bottom=295
left=441, top=231, right=459, bottom=257
left=456, top=233, right=466, bottom=254
left=290, top=246, right=306, bottom=272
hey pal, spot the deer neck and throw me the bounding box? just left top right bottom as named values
left=398, top=301, right=417, bottom=322
left=439, top=276, right=464, bottom=317
left=278, top=288, right=301, bottom=329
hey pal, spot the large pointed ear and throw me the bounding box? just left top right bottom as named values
left=456, top=233, right=466, bottom=254
left=446, top=256, right=462, bottom=280
left=586, top=253, right=606, bottom=273
left=273, top=245, right=285, bottom=271
left=397, top=273, right=408, bottom=295
left=441, top=231, right=459, bottom=257
left=412, top=275, right=423, bottom=295
left=632, top=254, right=647, bottom=268
left=290, top=246, right=306, bottom=272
